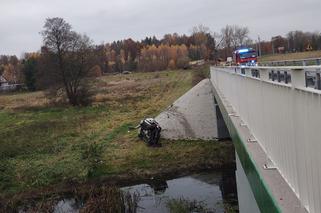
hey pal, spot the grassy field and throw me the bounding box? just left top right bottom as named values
left=0, top=68, right=234, bottom=199
left=259, top=50, right=321, bottom=62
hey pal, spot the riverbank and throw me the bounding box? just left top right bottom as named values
left=0, top=139, right=235, bottom=208
left=2, top=167, right=238, bottom=212
left=0, top=68, right=235, bottom=206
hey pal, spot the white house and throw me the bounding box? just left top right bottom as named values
left=0, top=75, right=17, bottom=91
left=0, top=75, right=9, bottom=87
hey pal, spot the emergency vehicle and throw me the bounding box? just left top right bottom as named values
left=233, top=48, right=257, bottom=66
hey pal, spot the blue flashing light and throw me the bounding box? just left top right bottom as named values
left=238, top=49, right=249, bottom=53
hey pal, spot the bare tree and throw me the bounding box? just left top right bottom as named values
left=221, top=25, right=234, bottom=58
left=234, top=26, right=249, bottom=47
left=41, top=17, right=94, bottom=106
left=192, top=24, right=210, bottom=35
left=220, top=25, right=250, bottom=59
left=221, top=25, right=250, bottom=49
left=221, top=25, right=233, bottom=49
left=191, top=24, right=210, bottom=46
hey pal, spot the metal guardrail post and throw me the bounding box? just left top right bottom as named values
left=260, top=68, right=269, bottom=81
left=241, top=68, right=245, bottom=75
left=284, top=71, right=289, bottom=84
left=245, top=68, right=251, bottom=76
left=291, top=68, right=305, bottom=88
left=316, top=73, right=321, bottom=90
left=277, top=71, right=281, bottom=82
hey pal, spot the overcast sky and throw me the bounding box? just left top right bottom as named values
left=1, top=0, right=320, bottom=56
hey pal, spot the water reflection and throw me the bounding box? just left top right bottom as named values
left=54, top=198, right=82, bottom=213
left=15, top=170, right=238, bottom=213
left=122, top=171, right=237, bottom=213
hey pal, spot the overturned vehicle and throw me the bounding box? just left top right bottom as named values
left=138, top=118, right=162, bottom=146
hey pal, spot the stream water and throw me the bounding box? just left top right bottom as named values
left=18, top=169, right=238, bottom=212
left=121, top=170, right=238, bottom=213
left=51, top=170, right=237, bottom=213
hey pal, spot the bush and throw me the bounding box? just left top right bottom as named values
left=168, top=59, right=176, bottom=70
left=80, top=142, right=103, bottom=177
left=89, top=65, right=103, bottom=77
left=176, top=57, right=190, bottom=69
left=166, top=198, right=209, bottom=213
left=44, top=84, right=93, bottom=106
left=81, top=186, right=140, bottom=213
left=192, top=66, right=210, bottom=86
left=76, top=85, right=94, bottom=106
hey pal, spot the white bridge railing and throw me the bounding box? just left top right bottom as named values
left=211, top=65, right=321, bottom=213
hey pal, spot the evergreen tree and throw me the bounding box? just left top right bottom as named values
left=22, top=58, right=37, bottom=91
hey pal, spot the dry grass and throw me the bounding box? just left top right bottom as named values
left=259, top=50, right=321, bottom=62
left=0, top=69, right=235, bottom=201
left=0, top=91, right=50, bottom=110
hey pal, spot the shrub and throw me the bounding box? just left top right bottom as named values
left=166, top=198, right=209, bottom=213
left=192, top=65, right=210, bottom=86
left=80, top=142, right=103, bottom=177
left=89, top=65, right=103, bottom=77
left=168, top=59, right=176, bottom=70
left=176, top=57, right=190, bottom=69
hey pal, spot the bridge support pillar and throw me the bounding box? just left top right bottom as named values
left=214, top=97, right=230, bottom=140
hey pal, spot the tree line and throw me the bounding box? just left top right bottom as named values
left=1, top=17, right=321, bottom=106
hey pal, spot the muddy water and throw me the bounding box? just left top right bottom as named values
left=51, top=170, right=238, bottom=213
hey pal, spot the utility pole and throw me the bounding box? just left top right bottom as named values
left=256, top=41, right=258, bottom=56
left=258, top=35, right=262, bottom=57
left=271, top=36, right=276, bottom=55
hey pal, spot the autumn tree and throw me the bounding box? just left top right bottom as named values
left=94, top=44, right=108, bottom=73
left=192, top=25, right=209, bottom=45
left=0, top=54, right=23, bottom=84
left=0, top=65, right=4, bottom=76
left=0, top=56, right=9, bottom=65
left=190, top=25, right=211, bottom=60
left=2, top=64, right=23, bottom=84
left=137, top=44, right=190, bottom=71
left=2, top=64, right=16, bottom=83
left=41, top=17, right=95, bottom=106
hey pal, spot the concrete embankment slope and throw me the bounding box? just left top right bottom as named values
left=156, top=79, right=228, bottom=140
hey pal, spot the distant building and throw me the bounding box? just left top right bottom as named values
left=189, top=59, right=205, bottom=67
left=0, top=75, right=9, bottom=87
left=0, top=75, right=21, bottom=92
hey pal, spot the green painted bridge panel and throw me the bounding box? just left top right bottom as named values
left=212, top=84, right=282, bottom=213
